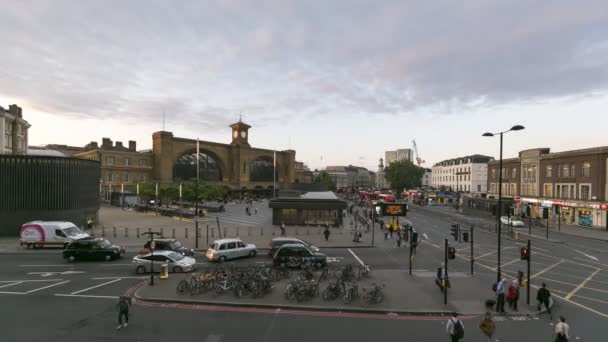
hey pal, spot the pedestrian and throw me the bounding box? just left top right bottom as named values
left=254, top=207, right=258, bottom=215
left=507, top=280, right=520, bottom=311
left=280, top=222, right=286, bottom=236
left=446, top=312, right=465, bottom=341
left=555, top=316, right=570, bottom=342
left=384, top=230, right=389, bottom=240
left=397, top=231, right=402, bottom=247
left=479, top=312, right=496, bottom=342
left=116, top=295, right=132, bottom=330
left=323, top=226, right=330, bottom=241
left=495, top=278, right=507, bottom=313
left=389, top=226, right=393, bottom=239
left=86, top=216, right=93, bottom=230
left=537, top=282, right=552, bottom=318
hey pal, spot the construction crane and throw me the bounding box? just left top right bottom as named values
left=412, top=139, right=425, bottom=166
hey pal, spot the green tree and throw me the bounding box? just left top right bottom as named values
left=314, top=171, right=337, bottom=191
left=384, top=160, right=424, bottom=193
left=138, top=183, right=156, bottom=202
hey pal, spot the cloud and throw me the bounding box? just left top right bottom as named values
left=0, top=0, right=607, bottom=126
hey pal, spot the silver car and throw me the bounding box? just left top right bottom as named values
left=133, top=250, right=197, bottom=274
left=206, top=238, right=257, bottom=262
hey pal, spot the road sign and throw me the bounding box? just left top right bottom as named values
left=381, top=204, right=408, bottom=216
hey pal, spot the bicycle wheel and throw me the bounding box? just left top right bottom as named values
left=374, top=291, right=384, bottom=304
left=176, top=280, right=187, bottom=295
left=285, top=284, right=296, bottom=300
left=296, top=288, right=307, bottom=303
left=360, top=293, right=372, bottom=307
left=322, top=288, right=332, bottom=301
left=343, top=290, right=352, bottom=304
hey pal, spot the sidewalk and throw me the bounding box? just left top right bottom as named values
left=135, top=269, right=535, bottom=316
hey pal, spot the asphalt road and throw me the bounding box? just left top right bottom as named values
left=0, top=204, right=604, bottom=341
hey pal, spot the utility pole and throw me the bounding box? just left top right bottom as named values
left=444, top=238, right=448, bottom=305
left=470, top=226, right=474, bottom=275
left=195, top=139, right=200, bottom=249
left=141, top=231, right=161, bottom=286
left=526, top=240, right=531, bottom=305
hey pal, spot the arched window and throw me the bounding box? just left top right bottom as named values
left=173, top=152, right=222, bottom=181
left=250, top=157, right=277, bottom=182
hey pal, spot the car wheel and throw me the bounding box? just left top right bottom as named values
left=33, top=243, right=41, bottom=249
left=104, top=254, right=112, bottom=261
left=219, top=256, right=227, bottom=263
left=249, top=250, right=257, bottom=258
left=135, top=265, right=146, bottom=274
left=27, top=243, right=33, bottom=249
left=68, top=255, right=76, bottom=262
left=174, top=266, right=183, bottom=273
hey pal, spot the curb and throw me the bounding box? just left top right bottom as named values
left=133, top=287, right=539, bottom=318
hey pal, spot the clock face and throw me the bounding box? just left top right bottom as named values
left=240, top=131, right=247, bottom=138
left=233, top=130, right=238, bottom=139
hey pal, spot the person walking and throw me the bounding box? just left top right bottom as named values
left=323, top=226, right=330, bottom=241
left=446, top=312, right=464, bottom=341
left=537, top=282, right=552, bottom=318
left=495, top=278, right=507, bottom=313
left=116, top=295, right=132, bottom=330
left=507, top=280, right=520, bottom=311
left=479, top=312, right=496, bottom=342
left=555, top=316, right=570, bottom=342
left=280, top=223, right=286, bottom=237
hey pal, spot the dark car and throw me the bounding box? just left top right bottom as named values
left=142, top=239, right=194, bottom=256
left=268, top=237, right=320, bottom=257
left=63, top=238, right=125, bottom=262
left=273, top=243, right=327, bottom=268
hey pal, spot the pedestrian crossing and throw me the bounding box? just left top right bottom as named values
left=205, top=206, right=273, bottom=227
left=0, top=277, right=143, bottom=299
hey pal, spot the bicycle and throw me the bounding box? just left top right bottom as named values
left=342, top=282, right=359, bottom=304
left=322, top=279, right=345, bottom=301
left=360, top=283, right=384, bottom=306
left=357, top=265, right=371, bottom=280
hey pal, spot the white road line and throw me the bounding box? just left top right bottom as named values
left=19, top=265, right=74, bottom=267
left=565, top=268, right=602, bottom=300
left=476, top=251, right=497, bottom=259
left=347, top=248, right=365, bottom=266
left=92, top=277, right=145, bottom=280
left=55, top=294, right=119, bottom=299
left=0, top=282, right=21, bottom=289
left=71, top=278, right=122, bottom=295
left=100, top=264, right=134, bottom=267
left=500, top=258, right=522, bottom=268
left=0, top=279, right=64, bottom=282
left=26, top=280, right=71, bottom=294
left=573, top=249, right=599, bottom=262
left=531, top=260, right=565, bottom=279
left=423, top=233, right=429, bottom=240
left=0, top=291, right=26, bottom=295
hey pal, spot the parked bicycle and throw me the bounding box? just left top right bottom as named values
left=342, top=281, right=359, bottom=304
left=322, top=279, right=345, bottom=301
left=360, top=283, right=384, bottom=306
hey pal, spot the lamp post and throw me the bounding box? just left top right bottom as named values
left=483, top=125, right=525, bottom=283
left=195, top=139, right=200, bottom=249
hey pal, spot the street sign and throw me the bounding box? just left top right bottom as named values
left=381, top=203, right=408, bottom=216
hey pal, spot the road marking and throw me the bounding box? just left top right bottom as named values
left=0, top=279, right=64, bottom=282
left=347, top=248, right=365, bottom=266
left=573, top=249, right=599, bottom=262
left=476, top=250, right=497, bottom=259
left=19, top=265, right=74, bottom=267
left=27, top=270, right=85, bottom=277
left=55, top=294, right=119, bottom=299
left=565, top=268, right=601, bottom=300
left=0, top=291, right=26, bottom=295
left=422, top=233, right=429, bottom=240
left=71, top=278, right=122, bottom=295
left=0, top=282, right=21, bottom=289
left=26, top=280, right=70, bottom=294
left=92, top=277, right=146, bottom=280
left=531, top=260, right=565, bottom=279
left=500, top=258, right=522, bottom=268
left=100, top=264, right=134, bottom=267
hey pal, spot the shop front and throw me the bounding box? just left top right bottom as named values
left=523, top=198, right=608, bottom=229
left=269, top=191, right=347, bottom=227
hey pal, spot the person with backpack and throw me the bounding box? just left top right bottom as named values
left=495, top=278, right=507, bottom=313
left=479, top=311, right=496, bottom=342
left=116, top=295, right=132, bottom=330
left=555, top=316, right=570, bottom=342
left=537, top=282, right=552, bottom=317
left=446, top=312, right=464, bottom=341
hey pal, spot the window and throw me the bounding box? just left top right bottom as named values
left=512, top=168, right=517, bottom=178
left=570, top=164, right=575, bottom=177
left=544, top=184, right=553, bottom=197
left=140, top=174, right=147, bottom=183
left=227, top=242, right=236, bottom=249
left=570, top=185, right=575, bottom=199
left=237, top=242, right=245, bottom=248
left=55, top=229, right=66, bottom=238
left=107, top=171, right=113, bottom=183
left=107, top=156, right=115, bottom=165
left=140, top=159, right=147, bottom=167
left=477, top=184, right=481, bottom=192
left=490, top=183, right=496, bottom=193
left=561, top=185, right=569, bottom=199
left=124, top=173, right=130, bottom=183
left=502, top=168, right=506, bottom=177
left=580, top=184, right=590, bottom=200
left=510, top=183, right=516, bottom=196
left=546, top=165, right=552, bottom=177
left=124, top=158, right=131, bottom=166
left=559, top=164, right=570, bottom=177
left=491, top=168, right=496, bottom=179
left=582, top=162, right=591, bottom=177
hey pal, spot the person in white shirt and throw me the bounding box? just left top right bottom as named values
left=446, top=313, right=464, bottom=341
left=555, top=316, right=570, bottom=341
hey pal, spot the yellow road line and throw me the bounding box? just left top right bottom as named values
left=531, top=260, right=565, bottom=279
left=565, top=268, right=601, bottom=300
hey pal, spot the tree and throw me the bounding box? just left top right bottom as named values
left=384, top=160, right=424, bottom=193
left=314, top=171, right=337, bottom=191
left=138, top=183, right=156, bottom=203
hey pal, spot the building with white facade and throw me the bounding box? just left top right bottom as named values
left=432, top=155, right=493, bottom=194
left=385, top=149, right=414, bottom=165
left=0, top=104, right=30, bottom=155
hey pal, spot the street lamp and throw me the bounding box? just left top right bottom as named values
left=482, top=125, right=525, bottom=283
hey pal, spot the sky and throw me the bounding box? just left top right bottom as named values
left=1, top=0, right=607, bottom=171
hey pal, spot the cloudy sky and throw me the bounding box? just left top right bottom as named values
left=1, top=0, right=607, bottom=170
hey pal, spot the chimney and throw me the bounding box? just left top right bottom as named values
left=115, top=141, right=124, bottom=149
left=8, top=104, right=22, bottom=118
left=101, top=138, right=112, bottom=149
left=128, top=140, right=136, bottom=152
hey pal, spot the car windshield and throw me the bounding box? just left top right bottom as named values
left=99, top=239, right=111, bottom=248
left=169, top=252, right=184, bottom=261
left=170, top=241, right=183, bottom=249
left=63, top=226, right=83, bottom=237
left=210, top=243, right=218, bottom=250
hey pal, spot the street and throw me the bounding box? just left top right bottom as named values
left=0, top=205, right=604, bottom=341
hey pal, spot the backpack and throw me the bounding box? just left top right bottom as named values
left=453, top=319, right=464, bottom=339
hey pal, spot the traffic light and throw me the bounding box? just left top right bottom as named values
left=555, top=205, right=560, bottom=215
left=542, top=207, right=549, bottom=219
left=448, top=246, right=456, bottom=259
left=411, top=231, right=418, bottom=247
left=525, top=205, right=531, bottom=217
left=450, top=224, right=459, bottom=241
left=520, top=246, right=529, bottom=260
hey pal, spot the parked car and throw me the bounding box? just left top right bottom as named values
left=273, top=243, right=327, bottom=268
left=63, top=238, right=125, bottom=262
left=500, top=216, right=525, bottom=227
left=132, top=250, right=196, bottom=274
left=20, top=221, right=90, bottom=249
left=141, top=239, right=194, bottom=256
left=206, top=238, right=257, bottom=262
left=268, top=237, right=319, bottom=257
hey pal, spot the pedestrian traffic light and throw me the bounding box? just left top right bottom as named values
left=520, top=246, right=529, bottom=260
left=411, top=231, right=418, bottom=247
left=517, top=270, right=524, bottom=284
left=448, top=246, right=456, bottom=259
left=542, top=207, right=549, bottom=219
left=450, top=224, right=459, bottom=241
left=525, top=205, right=531, bottom=217
left=555, top=205, right=560, bottom=215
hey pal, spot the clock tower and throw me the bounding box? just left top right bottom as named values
left=229, top=118, right=251, bottom=147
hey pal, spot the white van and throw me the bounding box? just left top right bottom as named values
left=20, top=221, right=90, bottom=249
